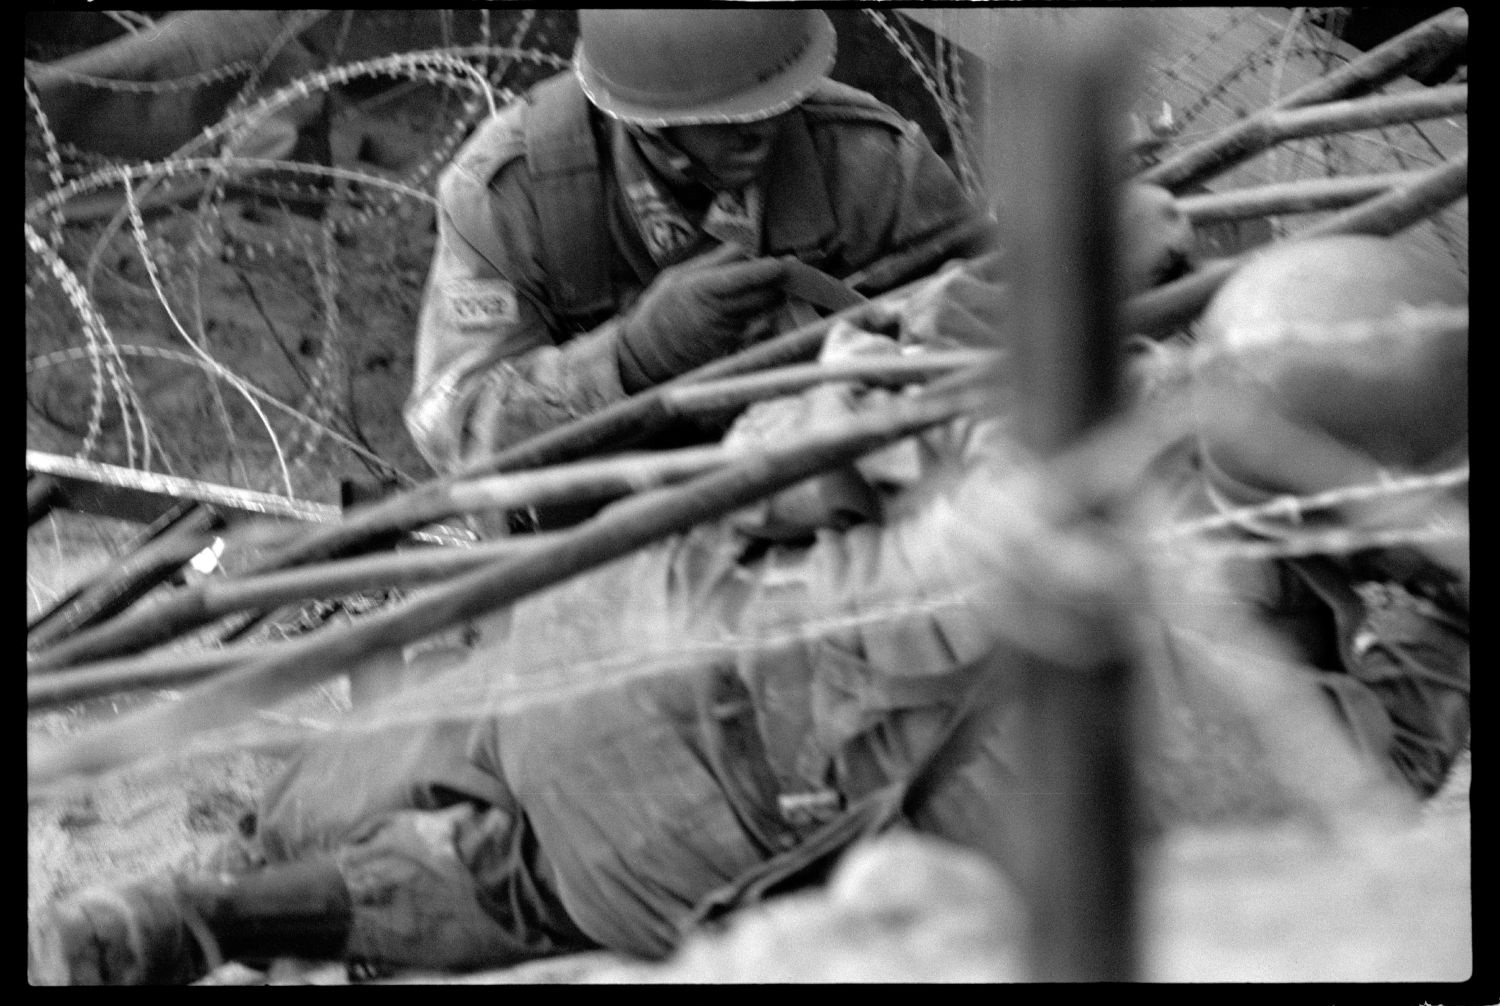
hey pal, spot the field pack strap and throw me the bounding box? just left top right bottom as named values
left=524, top=74, right=615, bottom=323
left=681, top=652, right=1009, bottom=933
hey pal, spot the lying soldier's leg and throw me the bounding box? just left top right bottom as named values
left=31, top=858, right=351, bottom=985
left=31, top=802, right=595, bottom=984
left=32, top=654, right=593, bottom=984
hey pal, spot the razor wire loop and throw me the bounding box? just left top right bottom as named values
left=120, top=172, right=297, bottom=499
left=25, top=343, right=421, bottom=488
left=1157, top=464, right=1469, bottom=542
left=1169, top=519, right=1467, bottom=564
left=23, top=77, right=67, bottom=253
left=24, top=46, right=567, bottom=225
left=23, top=56, right=261, bottom=95
left=864, top=9, right=985, bottom=199
left=25, top=222, right=139, bottom=466
left=23, top=42, right=561, bottom=495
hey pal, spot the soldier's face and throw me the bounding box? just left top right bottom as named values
left=645, top=115, right=786, bottom=191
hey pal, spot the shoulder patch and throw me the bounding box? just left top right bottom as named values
left=444, top=277, right=520, bottom=330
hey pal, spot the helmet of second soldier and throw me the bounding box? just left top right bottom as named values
left=1191, top=235, right=1467, bottom=510
left=573, top=9, right=837, bottom=127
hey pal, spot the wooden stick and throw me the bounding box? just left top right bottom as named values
left=29, top=354, right=997, bottom=682
left=1144, top=85, right=1466, bottom=216
left=1298, top=150, right=1469, bottom=239
left=28, top=383, right=977, bottom=786
left=27, top=352, right=991, bottom=670
left=1263, top=84, right=1465, bottom=144
left=29, top=649, right=241, bottom=710
left=661, top=350, right=995, bottom=416
left=27, top=503, right=223, bottom=650
left=26, top=446, right=722, bottom=670
left=27, top=474, right=61, bottom=527
left=1177, top=170, right=1430, bottom=223
left=1125, top=153, right=1468, bottom=336
left=1141, top=8, right=1468, bottom=191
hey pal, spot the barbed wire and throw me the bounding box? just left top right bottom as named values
left=23, top=56, right=259, bottom=94
left=863, top=9, right=985, bottom=200
left=25, top=343, right=421, bottom=487
left=493, top=10, right=540, bottom=89
left=25, top=222, right=137, bottom=465
left=28, top=155, right=439, bottom=223
left=120, top=173, right=296, bottom=499
left=1129, top=305, right=1467, bottom=398
left=23, top=77, right=68, bottom=254
left=1165, top=520, right=1467, bottom=563
left=1157, top=464, right=1469, bottom=544
left=1142, top=8, right=1250, bottom=105
left=22, top=44, right=565, bottom=225
left=22, top=34, right=555, bottom=501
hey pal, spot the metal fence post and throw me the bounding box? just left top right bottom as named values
left=980, top=12, right=1147, bottom=981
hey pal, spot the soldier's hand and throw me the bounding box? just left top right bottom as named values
left=616, top=243, right=788, bottom=392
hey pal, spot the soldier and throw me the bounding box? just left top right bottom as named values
left=1147, top=235, right=1469, bottom=800
left=402, top=8, right=994, bottom=475
left=29, top=236, right=1467, bottom=984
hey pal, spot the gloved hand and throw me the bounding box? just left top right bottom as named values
left=616, top=243, right=788, bottom=392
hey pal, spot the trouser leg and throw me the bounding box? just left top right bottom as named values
left=178, top=858, right=352, bottom=965
left=188, top=803, right=587, bottom=975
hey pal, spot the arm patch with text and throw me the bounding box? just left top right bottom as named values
left=445, top=278, right=520, bottom=331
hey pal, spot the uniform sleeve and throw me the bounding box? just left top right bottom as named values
left=886, top=121, right=991, bottom=254
left=403, top=159, right=628, bottom=475
left=811, top=117, right=995, bottom=289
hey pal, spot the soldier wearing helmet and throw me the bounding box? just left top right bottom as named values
left=404, top=9, right=995, bottom=478
left=1143, top=235, right=1469, bottom=802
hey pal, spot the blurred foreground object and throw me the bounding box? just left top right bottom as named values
left=1192, top=235, right=1467, bottom=522
left=1157, top=234, right=1469, bottom=802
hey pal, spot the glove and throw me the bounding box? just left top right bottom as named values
left=616, top=243, right=788, bottom=392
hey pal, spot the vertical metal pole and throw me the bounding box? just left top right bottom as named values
left=981, top=12, right=1145, bottom=981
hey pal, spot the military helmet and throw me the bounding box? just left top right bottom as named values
left=573, top=9, right=837, bottom=127
left=1191, top=235, right=1467, bottom=512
